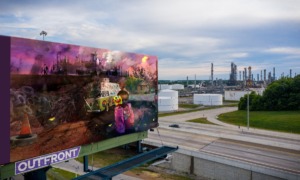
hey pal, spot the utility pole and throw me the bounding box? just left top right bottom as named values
left=247, top=90, right=250, bottom=130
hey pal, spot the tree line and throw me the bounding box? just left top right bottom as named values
left=239, top=75, right=300, bottom=111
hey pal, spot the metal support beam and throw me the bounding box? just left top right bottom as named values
left=73, top=146, right=178, bottom=180
left=136, top=140, right=142, bottom=153
left=83, top=156, right=89, bottom=172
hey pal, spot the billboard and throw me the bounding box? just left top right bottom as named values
left=0, top=35, right=158, bottom=168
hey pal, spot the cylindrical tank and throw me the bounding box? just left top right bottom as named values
left=158, top=90, right=178, bottom=111
left=171, top=84, right=184, bottom=90
left=193, top=94, right=222, bottom=106
left=158, top=84, right=171, bottom=90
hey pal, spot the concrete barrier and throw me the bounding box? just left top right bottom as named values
left=145, top=141, right=300, bottom=180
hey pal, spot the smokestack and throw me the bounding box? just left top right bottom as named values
left=187, top=76, right=189, bottom=86
left=211, top=63, right=214, bottom=85
left=273, top=67, right=275, bottom=80
left=248, top=66, right=252, bottom=80
left=194, top=74, right=196, bottom=88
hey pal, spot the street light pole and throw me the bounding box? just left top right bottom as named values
left=247, top=90, right=249, bottom=130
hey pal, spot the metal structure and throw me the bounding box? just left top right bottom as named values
left=211, top=63, right=214, bottom=85
left=273, top=67, right=276, bottom=81
left=73, top=146, right=178, bottom=180
left=228, top=62, right=237, bottom=85
left=0, top=132, right=148, bottom=179
left=268, top=72, right=272, bottom=83
left=248, top=66, right=251, bottom=81
left=186, top=76, right=188, bottom=86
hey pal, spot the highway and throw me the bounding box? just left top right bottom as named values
left=145, top=107, right=300, bottom=175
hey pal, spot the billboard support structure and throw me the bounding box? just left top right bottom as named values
left=0, top=131, right=148, bottom=179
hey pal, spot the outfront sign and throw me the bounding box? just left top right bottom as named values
left=15, top=146, right=81, bottom=175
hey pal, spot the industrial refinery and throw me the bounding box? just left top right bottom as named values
left=158, top=62, right=297, bottom=111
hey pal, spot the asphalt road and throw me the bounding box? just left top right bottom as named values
left=146, top=107, right=300, bottom=175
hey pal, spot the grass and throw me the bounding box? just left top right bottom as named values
left=76, top=147, right=134, bottom=167
left=186, top=117, right=217, bottom=125
left=179, top=104, right=200, bottom=109
left=47, top=167, right=78, bottom=180
left=159, top=104, right=237, bottom=117
left=218, top=110, right=300, bottom=134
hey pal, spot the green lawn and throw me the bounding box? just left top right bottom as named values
left=159, top=104, right=238, bottom=117
left=179, top=104, right=200, bottom=109
left=218, top=110, right=300, bottom=134
left=47, top=167, right=78, bottom=180
left=186, top=117, right=217, bottom=125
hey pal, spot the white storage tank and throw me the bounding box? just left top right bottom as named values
left=158, top=89, right=178, bottom=111
left=224, top=88, right=265, bottom=101
left=193, top=94, right=222, bottom=106
left=171, top=84, right=184, bottom=90
left=158, top=84, right=171, bottom=90
left=224, top=91, right=248, bottom=101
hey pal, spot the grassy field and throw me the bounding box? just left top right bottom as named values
left=186, top=117, right=217, bottom=125
left=47, top=167, right=78, bottom=180
left=179, top=104, right=200, bottom=109
left=159, top=104, right=237, bottom=117
left=218, top=110, right=300, bottom=134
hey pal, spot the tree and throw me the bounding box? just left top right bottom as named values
left=238, top=91, right=262, bottom=111
left=238, top=75, right=300, bottom=111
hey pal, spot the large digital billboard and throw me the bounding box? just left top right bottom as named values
left=0, top=35, right=158, bottom=168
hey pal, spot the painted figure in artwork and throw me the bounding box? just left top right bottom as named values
left=114, top=90, right=134, bottom=134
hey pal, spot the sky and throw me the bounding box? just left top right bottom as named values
left=1, top=0, right=300, bottom=80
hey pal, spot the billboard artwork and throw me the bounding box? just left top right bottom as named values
left=0, top=36, right=158, bottom=165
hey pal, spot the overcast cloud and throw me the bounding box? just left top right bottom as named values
left=0, top=0, right=299, bottom=80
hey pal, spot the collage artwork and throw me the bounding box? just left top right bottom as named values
left=8, top=36, right=158, bottom=163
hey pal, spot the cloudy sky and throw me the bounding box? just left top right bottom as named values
left=1, top=0, right=300, bottom=80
